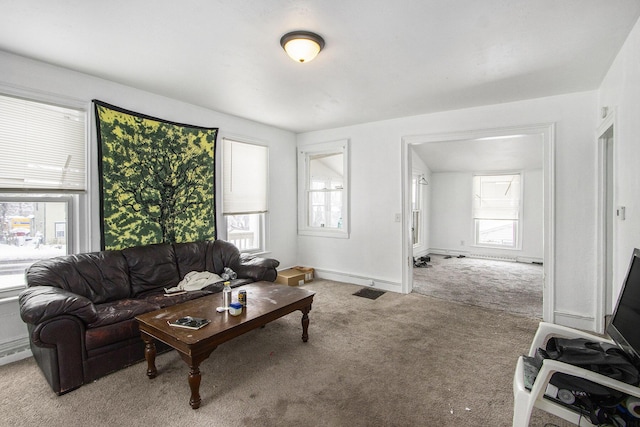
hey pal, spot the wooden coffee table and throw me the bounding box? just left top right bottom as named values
left=135, top=281, right=315, bottom=409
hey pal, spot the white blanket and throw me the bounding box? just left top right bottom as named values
left=165, top=271, right=223, bottom=293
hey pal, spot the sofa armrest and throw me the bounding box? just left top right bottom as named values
left=236, top=253, right=280, bottom=282
left=28, top=316, right=86, bottom=394
left=19, top=286, right=98, bottom=325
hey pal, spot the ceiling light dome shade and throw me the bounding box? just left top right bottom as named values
left=280, top=31, right=325, bottom=63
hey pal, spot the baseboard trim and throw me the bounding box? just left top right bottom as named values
left=313, top=268, right=402, bottom=293
left=428, top=248, right=543, bottom=264
left=554, top=311, right=596, bottom=332
left=428, top=248, right=468, bottom=258
left=0, top=337, right=32, bottom=366
left=514, top=256, right=544, bottom=264
left=412, top=250, right=430, bottom=259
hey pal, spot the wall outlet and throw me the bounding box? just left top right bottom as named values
left=460, top=240, right=465, bottom=246
left=394, top=213, right=401, bottom=222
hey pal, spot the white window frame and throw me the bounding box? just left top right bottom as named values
left=222, top=137, right=269, bottom=254
left=298, top=139, right=349, bottom=238
left=224, top=212, right=267, bottom=254
left=472, top=172, right=523, bottom=250
left=0, top=87, right=91, bottom=295
left=0, top=195, right=74, bottom=288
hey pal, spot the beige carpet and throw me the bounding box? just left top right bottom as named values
left=413, top=255, right=544, bottom=318
left=0, top=280, right=569, bottom=427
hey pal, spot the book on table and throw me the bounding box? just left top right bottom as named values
left=168, top=316, right=210, bottom=330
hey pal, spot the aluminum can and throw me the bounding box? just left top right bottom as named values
left=238, top=290, right=247, bottom=307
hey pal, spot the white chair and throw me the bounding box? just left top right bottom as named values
left=513, top=322, right=640, bottom=426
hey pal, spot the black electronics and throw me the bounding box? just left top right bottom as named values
left=607, top=248, right=640, bottom=368
left=521, top=250, right=640, bottom=425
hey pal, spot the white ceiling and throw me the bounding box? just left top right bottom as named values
left=413, top=134, right=543, bottom=173
left=1, top=1, right=639, bottom=133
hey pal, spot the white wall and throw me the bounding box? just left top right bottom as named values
left=297, top=90, right=599, bottom=330
left=598, top=17, right=640, bottom=301
left=0, top=51, right=298, bottom=265
left=0, top=51, right=298, bottom=364
left=429, top=169, right=543, bottom=261
left=430, top=172, right=472, bottom=254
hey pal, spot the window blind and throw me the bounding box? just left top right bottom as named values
left=0, top=94, right=86, bottom=191
left=223, top=138, right=268, bottom=215
left=472, top=174, right=520, bottom=220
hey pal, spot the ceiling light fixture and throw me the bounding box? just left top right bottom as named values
left=280, top=31, right=325, bottom=63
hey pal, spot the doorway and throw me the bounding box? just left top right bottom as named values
left=401, top=124, right=555, bottom=322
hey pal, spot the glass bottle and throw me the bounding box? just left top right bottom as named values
left=223, top=281, right=232, bottom=308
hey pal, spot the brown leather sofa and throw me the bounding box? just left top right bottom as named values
left=18, top=239, right=279, bottom=395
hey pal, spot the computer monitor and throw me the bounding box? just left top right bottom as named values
left=607, top=248, right=640, bottom=367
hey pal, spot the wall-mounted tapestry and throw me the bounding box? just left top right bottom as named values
left=94, top=100, right=218, bottom=250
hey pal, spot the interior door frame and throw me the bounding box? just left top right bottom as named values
left=401, top=123, right=555, bottom=323
left=596, top=109, right=617, bottom=333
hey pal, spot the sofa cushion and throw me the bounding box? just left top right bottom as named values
left=26, top=251, right=130, bottom=304
left=87, top=299, right=160, bottom=329
left=122, top=243, right=180, bottom=297
left=85, top=317, right=143, bottom=352
left=141, top=289, right=214, bottom=308
left=73, top=251, right=131, bottom=302
left=174, top=241, right=210, bottom=280
left=206, top=239, right=241, bottom=274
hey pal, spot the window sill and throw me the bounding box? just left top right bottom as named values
left=298, top=229, right=349, bottom=239
left=0, top=284, right=26, bottom=299
left=241, top=250, right=272, bottom=257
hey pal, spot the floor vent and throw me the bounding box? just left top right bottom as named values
left=353, top=288, right=386, bottom=300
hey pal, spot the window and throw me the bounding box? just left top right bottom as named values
left=0, top=94, right=86, bottom=191
left=0, top=198, right=71, bottom=290
left=0, top=92, right=87, bottom=291
left=298, top=140, right=349, bottom=238
left=309, top=152, right=343, bottom=228
left=223, top=138, right=268, bottom=253
left=472, top=173, right=521, bottom=249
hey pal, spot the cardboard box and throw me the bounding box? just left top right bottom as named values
left=275, top=268, right=306, bottom=286
left=294, top=266, right=315, bottom=283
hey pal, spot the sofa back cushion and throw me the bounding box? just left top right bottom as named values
left=26, top=251, right=130, bottom=304
left=174, top=241, right=209, bottom=279
left=122, top=243, right=180, bottom=297
left=206, top=239, right=241, bottom=274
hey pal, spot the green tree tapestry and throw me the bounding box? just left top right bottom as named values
left=94, top=100, right=218, bottom=250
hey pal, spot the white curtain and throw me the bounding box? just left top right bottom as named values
left=0, top=94, right=86, bottom=191
left=222, top=138, right=268, bottom=214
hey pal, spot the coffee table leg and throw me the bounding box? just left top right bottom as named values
left=179, top=349, right=217, bottom=409
left=141, top=333, right=157, bottom=379
left=301, top=304, right=311, bottom=342
left=188, top=364, right=202, bottom=409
